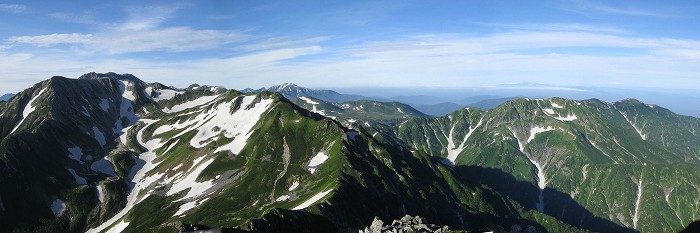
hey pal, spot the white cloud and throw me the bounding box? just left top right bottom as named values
left=102, top=27, right=246, bottom=53
left=118, top=4, right=187, bottom=31
left=7, top=28, right=246, bottom=54
left=0, top=4, right=27, bottom=14
left=9, top=33, right=94, bottom=47
left=568, top=0, right=667, bottom=17
left=2, top=29, right=700, bottom=93
left=48, top=12, right=99, bottom=25
left=237, top=36, right=330, bottom=51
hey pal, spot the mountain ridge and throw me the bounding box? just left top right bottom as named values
left=0, top=73, right=588, bottom=233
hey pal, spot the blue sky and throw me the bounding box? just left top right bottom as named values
left=1, top=0, right=699, bottom=93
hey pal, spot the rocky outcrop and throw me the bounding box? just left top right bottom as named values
left=360, top=215, right=450, bottom=233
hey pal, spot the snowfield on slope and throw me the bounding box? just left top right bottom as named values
left=10, top=88, right=46, bottom=134
left=89, top=95, right=275, bottom=233
left=292, top=189, right=333, bottom=210
left=163, top=95, right=219, bottom=113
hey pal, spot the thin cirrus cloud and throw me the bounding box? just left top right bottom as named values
left=8, top=28, right=246, bottom=54
left=566, top=0, right=668, bottom=17
left=0, top=4, right=27, bottom=14
left=4, top=30, right=700, bottom=91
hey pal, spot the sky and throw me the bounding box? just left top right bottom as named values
left=1, top=0, right=699, bottom=94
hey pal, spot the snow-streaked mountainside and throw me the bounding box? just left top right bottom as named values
left=1, top=73, right=699, bottom=233
left=0, top=73, right=587, bottom=233
left=390, top=97, right=700, bottom=233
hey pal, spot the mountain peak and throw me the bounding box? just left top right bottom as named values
left=78, top=72, right=144, bottom=84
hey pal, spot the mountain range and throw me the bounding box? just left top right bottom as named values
left=0, top=93, right=14, bottom=102
left=1, top=73, right=699, bottom=233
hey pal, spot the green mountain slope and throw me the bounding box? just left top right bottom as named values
left=393, top=97, right=700, bottom=232
left=0, top=74, right=584, bottom=233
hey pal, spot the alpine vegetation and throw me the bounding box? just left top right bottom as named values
left=1, top=73, right=699, bottom=233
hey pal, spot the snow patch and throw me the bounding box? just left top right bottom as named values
left=91, top=157, right=117, bottom=176
left=632, top=174, right=644, bottom=229
left=120, top=81, right=136, bottom=101
left=109, top=220, right=130, bottom=233
left=551, top=102, right=564, bottom=109
left=276, top=195, right=291, bottom=202
left=542, top=108, right=555, bottom=115
left=308, top=152, right=328, bottom=167
left=619, top=111, right=647, bottom=140
left=100, top=99, right=109, bottom=111
left=346, top=131, right=359, bottom=141
left=511, top=128, right=548, bottom=213
left=397, top=107, right=404, bottom=114
left=299, top=96, right=324, bottom=115
left=153, top=89, right=183, bottom=101
left=87, top=119, right=163, bottom=233
left=50, top=198, right=66, bottom=215
left=446, top=117, right=483, bottom=164
left=67, top=147, right=84, bottom=164
left=92, top=126, right=106, bottom=147
left=526, top=126, right=554, bottom=144
left=553, top=114, right=578, bottom=121
left=163, top=95, right=219, bottom=113
left=10, top=88, right=46, bottom=134
left=292, top=189, right=333, bottom=210
left=68, top=168, right=87, bottom=185
left=165, top=157, right=216, bottom=198
left=289, top=181, right=300, bottom=191
left=96, top=184, right=105, bottom=203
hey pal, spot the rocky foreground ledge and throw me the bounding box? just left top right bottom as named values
left=360, top=215, right=542, bottom=233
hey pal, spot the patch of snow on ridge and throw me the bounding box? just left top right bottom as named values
left=299, top=96, right=318, bottom=105
left=307, top=152, right=329, bottom=174
left=446, top=117, right=484, bottom=164
left=554, top=114, right=578, bottom=121
left=276, top=195, right=291, bottom=202
left=299, top=96, right=323, bottom=114
left=289, top=181, right=300, bottom=191
left=346, top=131, right=359, bottom=141
left=551, top=102, right=564, bottom=109
left=10, top=88, right=46, bottom=134
left=153, top=89, right=183, bottom=101
left=96, top=184, right=105, bottom=203
left=67, top=147, right=84, bottom=164
left=510, top=127, right=547, bottom=213
left=542, top=108, right=555, bottom=115
left=120, top=81, right=136, bottom=101
left=91, top=157, right=117, bottom=176
left=308, top=152, right=328, bottom=167
left=213, top=96, right=273, bottom=153
left=526, top=126, right=554, bottom=144
left=292, top=189, right=333, bottom=210
left=165, top=157, right=217, bottom=200
left=87, top=119, right=163, bottom=233
left=109, top=220, right=130, bottom=233
left=619, top=111, right=647, bottom=140
left=92, top=126, right=106, bottom=146
left=164, top=95, right=219, bottom=113
left=50, top=199, right=66, bottom=215
left=68, top=168, right=87, bottom=185
left=100, top=99, right=109, bottom=111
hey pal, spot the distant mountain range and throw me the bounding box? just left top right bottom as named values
left=243, top=83, right=384, bottom=103
left=245, top=84, right=523, bottom=116
left=1, top=73, right=699, bottom=232
left=0, top=93, right=14, bottom=101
